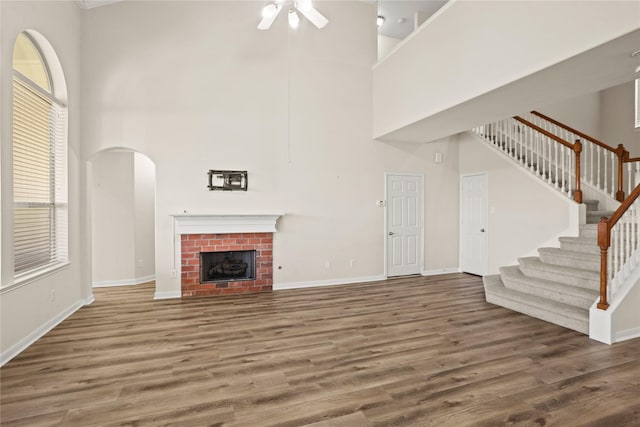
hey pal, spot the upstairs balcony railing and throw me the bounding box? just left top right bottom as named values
left=473, top=113, right=640, bottom=312
left=523, top=111, right=640, bottom=202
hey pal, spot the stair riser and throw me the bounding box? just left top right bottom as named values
left=485, top=291, right=588, bottom=334
left=500, top=275, right=596, bottom=309
left=518, top=264, right=599, bottom=290
left=559, top=241, right=600, bottom=255
left=579, top=227, right=598, bottom=239
left=583, top=201, right=599, bottom=211
left=538, top=253, right=599, bottom=271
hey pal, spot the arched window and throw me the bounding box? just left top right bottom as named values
left=12, top=32, right=68, bottom=281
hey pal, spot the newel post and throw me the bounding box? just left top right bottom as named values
left=573, top=140, right=583, bottom=204
left=616, top=144, right=626, bottom=202
left=597, top=217, right=610, bottom=310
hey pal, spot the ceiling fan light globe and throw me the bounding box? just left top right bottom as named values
left=288, top=9, right=300, bottom=28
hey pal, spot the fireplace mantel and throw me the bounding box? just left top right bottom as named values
left=172, top=213, right=284, bottom=235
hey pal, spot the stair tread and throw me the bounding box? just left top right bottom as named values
left=538, top=246, right=599, bottom=259
left=580, top=223, right=598, bottom=229
left=518, top=256, right=599, bottom=280
left=537, top=247, right=600, bottom=271
left=587, top=210, right=615, bottom=216
left=501, top=265, right=599, bottom=297
left=483, top=275, right=589, bottom=334
left=559, top=236, right=597, bottom=244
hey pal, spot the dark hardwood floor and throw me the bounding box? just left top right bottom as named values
left=1, top=273, right=639, bottom=426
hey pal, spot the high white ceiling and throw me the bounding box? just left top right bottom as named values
left=76, top=0, right=446, bottom=40
left=377, top=1, right=448, bottom=39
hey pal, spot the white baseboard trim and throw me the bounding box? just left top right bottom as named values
left=274, top=275, right=386, bottom=291
left=1, top=299, right=86, bottom=367
left=615, top=326, right=640, bottom=343
left=154, top=291, right=182, bottom=300
left=93, top=275, right=155, bottom=288
left=422, top=268, right=461, bottom=276
left=84, top=294, right=95, bottom=305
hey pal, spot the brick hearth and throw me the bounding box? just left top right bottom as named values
left=180, top=232, right=273, bottom=297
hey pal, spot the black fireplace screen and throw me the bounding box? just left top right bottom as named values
left=200, top=250, right=256, bottom=283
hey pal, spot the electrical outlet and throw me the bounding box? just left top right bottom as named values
left=137, top=259, right=143, bottom=268
left=171, top=269, right=177, bottom=279
left=349, top=259, right=355, bottom=267
left=324, top=261, right=331, bottom=269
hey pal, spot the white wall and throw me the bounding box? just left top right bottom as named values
left=373, top=1, right=640, bottom=143
left=377, top=35, right=401, bottom=61
left=458, top=132, right=580, bottom=274
left=80, top=1, right=460, bottom=298
left=538, top=92, right=602, bottom=139
left=600, top=81, right=639, bottom=156
left=613, top=278, right=640, bottom=341
left=91, top=151, right=136, bottom=283
left=1, top=1, right=89, bottom=364
left=134, top=152, right=156, bottom=280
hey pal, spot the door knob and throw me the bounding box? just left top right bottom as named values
left=480, top=228, right=485, bottom=232
left=388, top=232, right=394, bottom=236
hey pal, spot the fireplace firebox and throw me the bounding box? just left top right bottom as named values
left=200, top=250, right=256, bottom=283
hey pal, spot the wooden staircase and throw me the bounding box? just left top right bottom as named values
left=473, top=112, right=640, bottom=338
left=483, top=200, right=612, bottom=334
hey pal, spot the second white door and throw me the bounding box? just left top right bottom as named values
left=386, top=174, right=423, bottom=277
left=460, top=173, right=488, bottom=276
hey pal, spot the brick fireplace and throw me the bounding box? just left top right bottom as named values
left=173, top=213, right=282, bottom=298
left=181, top=232, right=272, bottom=297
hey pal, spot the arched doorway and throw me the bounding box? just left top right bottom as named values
left=89, top=149, right=156, bottom=288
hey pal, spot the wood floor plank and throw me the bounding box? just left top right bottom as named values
left=1, top=274, right=639, bottom=426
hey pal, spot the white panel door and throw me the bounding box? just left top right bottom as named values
left=386, top=174, right=423, bottom=277
left=460, top=174, right=488, bottom=276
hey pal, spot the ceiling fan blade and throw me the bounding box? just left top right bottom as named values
left=258, top=3, right=283, bottom=30
left=297, top=5, right=328, bottom=29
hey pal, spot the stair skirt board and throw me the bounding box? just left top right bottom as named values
left=484, top=275, right=589, bottom=334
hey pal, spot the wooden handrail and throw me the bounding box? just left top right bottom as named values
left=623, top=151, right=640, bottom=163
left=513, top=116, right=575, bottom=149
left=531, top=110, right=616, bottom=153
left=512, top=116, right=582, bottom=203
left=531, top=111, right=629, bottom=201
left=596, top=182, right=640, bottom=310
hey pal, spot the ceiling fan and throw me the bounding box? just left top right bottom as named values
left=258, top=0, right=328, bottom=30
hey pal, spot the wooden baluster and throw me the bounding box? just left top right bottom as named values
left=597, top=217, right=610, bottom=310
left=616, top=144, right=626, bottom=202
left=573, top=140, right=582, bottom=203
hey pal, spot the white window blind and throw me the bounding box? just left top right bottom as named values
left=13, top=75, right=68, bottom=278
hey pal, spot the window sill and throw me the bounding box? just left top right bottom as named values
left=1, top=262, right=71, bottom=295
